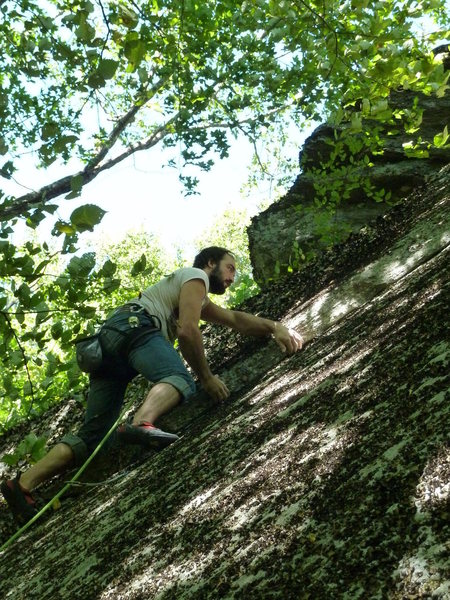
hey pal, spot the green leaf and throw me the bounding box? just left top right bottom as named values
left=103, top=277, right=121, bottom=292
left=138, top=67, right=148, bottom=84
left=98, top=59, right=118, bottom=80
left=16, top=283, right=31, bottom=304
left=98, top=258, right=117, bottom=277
left=131, top=253, right=147, bottom=276
left=30, top=437, right=47, bottom=462
left=70, top=204, right=106, bottom=232
left=87, top=72, right=106, bottom=89
left=9, top=350, right=23, bottom=367
left=350, top=113, right=362, bottom=131
left=75, top=20, right=95, bottom=42
left=433, top=125, right=449, bottom=148
left=118, top=4, right=139, bottom=28
left=38, top=37, right=52, bottom=51
left=51, top=321, right=63, bottom=340
left=35, top=300, right=50, bottom=325
left=0, top=160, right=15, bottom=179
left=54, top=135, right=78, bottom=153
left=53, top=220, right=76, bottom=235
left=21, top=433, right=38, bottom=453
left=1, top=453, right=20, bottom=466
left=124, top=35, right=146, bottom=70
left=77, top=305, right=97, bottom=317
left=402, top=140, right=430, bottom=158
left=41, top=122, right=58, bottom=141
left=65, top=174, right=84, bottom=199
left=67, top=252, right=96, bottom=276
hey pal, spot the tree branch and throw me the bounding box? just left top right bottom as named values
left=0, top=74, right=172, bottom=221
left=0, top=93, right=293, bottom=222
left=85, top=74, right=170, bottom=170
left=0, top=114, right=179, bottom=222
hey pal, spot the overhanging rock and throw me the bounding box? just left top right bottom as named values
left=248, top=49, right=450, bottom=284
left=0, top=167, right=449, bottom=599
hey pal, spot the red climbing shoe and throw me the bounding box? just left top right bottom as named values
left=1, top=477, right=37, bottom=525
left=117, top=422, right=179, bottom=450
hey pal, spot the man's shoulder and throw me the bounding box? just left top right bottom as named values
left=163, top=267, right=209, bottom=295
left=172, top=267, right=208, bottom=282
left=177, top=266, right=207, bottom=276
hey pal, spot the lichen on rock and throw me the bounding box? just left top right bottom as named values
left=0, top=174, right=449, bottom=600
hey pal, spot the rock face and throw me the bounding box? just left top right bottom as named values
left=0, top=163, right=448, bottom=598
left=248, top=49, right=450, bottom=284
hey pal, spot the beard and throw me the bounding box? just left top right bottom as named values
left=208, top=265, right=226, bottom=295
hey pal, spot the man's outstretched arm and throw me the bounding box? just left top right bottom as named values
left=201, top=301, right=303, bottom=354
left=176, top=280, right=230, bottom=401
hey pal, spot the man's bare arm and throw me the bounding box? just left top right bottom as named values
left=201, top=301, right=303, bottom=354
left=177, top=280, right=229, bottom=401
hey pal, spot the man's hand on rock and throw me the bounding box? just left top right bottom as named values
left=273, top=323, right=304, bottom=354
left=201, top=374, right=230, bottom=402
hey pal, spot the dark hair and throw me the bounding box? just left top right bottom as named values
left=193, top=246, right=234, bottom=269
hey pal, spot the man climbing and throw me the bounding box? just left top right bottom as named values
left=1, top=246, right=303, bottom=524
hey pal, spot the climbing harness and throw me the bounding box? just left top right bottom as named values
left=74, top=304, right=161, bottom=373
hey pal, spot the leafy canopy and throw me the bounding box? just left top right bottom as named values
left=1, top=0, right=447, bottom=226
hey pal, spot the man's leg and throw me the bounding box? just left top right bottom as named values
left=132, top=382, right=181, bottom=425
left=19, top=442, right=74, bottom=492
left=127, top=332, right=196, bottom=410
left=2, top=320, right=133, bottom=524
left=14, top=370, right=128, bottom=495
left=118, top=383, right=182, bottom=449
left=0, top=442, right=74, bottom=524
left=117, top=331, right=196, bottom=449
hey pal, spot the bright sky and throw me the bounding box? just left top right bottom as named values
left=4, top=127, right=310, bottom=261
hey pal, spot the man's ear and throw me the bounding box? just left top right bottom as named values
left=207, top=259, right=217, bottom=269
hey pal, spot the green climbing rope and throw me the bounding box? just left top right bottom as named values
left=0, top=408, right=126, bottom=553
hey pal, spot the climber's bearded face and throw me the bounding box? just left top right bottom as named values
left=208, top=255, right=236, bottom=295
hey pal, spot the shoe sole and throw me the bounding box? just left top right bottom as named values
left=118, top=425, right=179, bottom=450
left=1, top=480, right=37, bottom=525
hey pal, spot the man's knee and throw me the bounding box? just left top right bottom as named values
left=59, top=433, right=88, bottom=466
